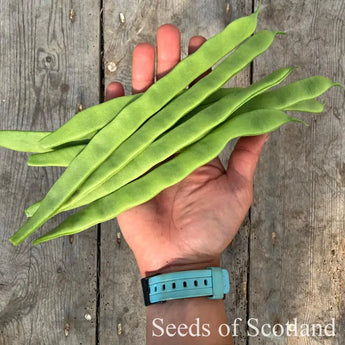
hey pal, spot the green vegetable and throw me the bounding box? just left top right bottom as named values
left=235, top=76, right=340, bottom=115
left=39, top=94, right=140, bottom=149
left=25, top=29, right=280, bottom=219
left=9, top=10, right=260, bottom=245
left=24, top=97, right=325, bottom=170
left=27, top=67, right=292, bottom=217
left=6, top=6, right=343, bottom=246
left=60, top=66, right=293, bottom=212
left=59, top=30, right=281, bottom=207
left=23, top=97, right=325, bottom=218
left=28, top=145, right=85, bottom=167
left=0, top=131, right=51, bottom=153
left=32, top=109, right=301, bottom=244
left=284, top=99, right=324, bottom=113
left=40, top=9, right=259, bottom=150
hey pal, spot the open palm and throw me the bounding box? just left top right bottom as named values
left=106, top=25, right=267, bottom=276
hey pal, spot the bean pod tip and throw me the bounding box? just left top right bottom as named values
left=8, top=237, right=19, bottom=247
left=256, top=0, right=262, bottom=15
left=334, top=82, right=345, bottom=90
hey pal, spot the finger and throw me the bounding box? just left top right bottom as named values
left=227, top=134, right=269, bottom=184
left=132, top=43, right=155, bottom=94
left=105, top=82, right=125, bottom=101
left=188, top=36, right=211, bottom=87
left=188, top=35, right=206, bottom=54
left=156, top=24, right=181, bottom=80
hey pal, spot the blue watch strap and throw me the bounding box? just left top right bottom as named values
left=141, top=267, right=230, bottom=306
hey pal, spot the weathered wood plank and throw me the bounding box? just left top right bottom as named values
left=250, top=0, right=345, bottom=344
left=100, top=1, right=252, bottom=344
left=0, top=1, right=100, bottom=344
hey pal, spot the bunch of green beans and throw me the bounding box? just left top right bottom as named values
left=24, top=75, right=330, bottom=170
left=26, top=97, right=324, bottom=169
left=25, top=29, right=282, bottom=218
left=24, top=95, right=324, bottom=218
left=26, top=66, right=294, bottom=217
left=52, top=75, right=337, bottom=214
left=23, top=93, right=325, bottom=218
left=9, top=9, right=262, bottom=246
left=32, top=109, right=302, bottom=244
left=0, top=6, right=341, bottom=246
left=25, top=30, right=285, bottom=217
left=25, top=87, right=239, bottom=167
left=0, top=89, right=222, bottom=156
left=46, top=30, right=283, bottom=209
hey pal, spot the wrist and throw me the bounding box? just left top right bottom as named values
left=139, top=256, right=221, bottom=278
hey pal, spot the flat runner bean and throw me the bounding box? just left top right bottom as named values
left=24, top=98, right=325, bottom=170
left=9, top=10, right=261, bottom=245
left=28, top=145, right=85, bottom=167
left=62, top=66, right=293, bottom=210
left=23, top=97, right=324, bottom=218
left=40, top=94, right=140, bottom=149
left=32, top=109, right=301, bottom=244
left=26, top=30, right=280, bottom=218
left=0, top=131, right=51, bottom=153
left=40, top=9, right=259, bottom=150
left=60, top=30, right=281, bottom=205
left=234, top=76, right=341, bottom=115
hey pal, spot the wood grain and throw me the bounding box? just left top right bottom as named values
left=1, top=1, right=343, bottom=344
left=250, top=1, right=345, bottom=344
left=0, top=1, right=100, bottom=344
left=100, top=1, right=251, bottom=344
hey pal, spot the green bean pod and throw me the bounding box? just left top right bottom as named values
left=9, top=10, right=262, bottom=246
left=32, top=109, right=301, bottom=244
left=28, top=145, right=85, bottom=167
left=25, top=29, right=280, bottom=218
left=0, top=131, right=51, bottom=153
left=40, top=9, right=259, bottom=150
left=25, top=97, right=325, bottom=171
left=39, top=94, right=140, bottom=149
left=61, top=66, right=293, bottom=211
left=63, top=100, right=326, bottom=212
left=23, top=97, right=325, bottom=218
left=284, top=99, right=324, bottom=113
left=58, top=30, right=281, bottom=208
left=23, top=89, right=239, bottom=217
left=234, top=76, right=341, bottom=115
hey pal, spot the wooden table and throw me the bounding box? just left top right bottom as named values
left=0, top=1, right=344, bottom=344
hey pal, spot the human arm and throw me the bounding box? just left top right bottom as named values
left=105, top=24, right=268, bottom=344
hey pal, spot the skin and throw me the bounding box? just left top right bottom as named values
left=105, top=24, right=268, bottom=345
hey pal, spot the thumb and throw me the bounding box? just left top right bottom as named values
left=227, top=134, right=269, bottom=184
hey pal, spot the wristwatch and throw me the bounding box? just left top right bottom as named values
left=141, top=267, right=230, bottom=306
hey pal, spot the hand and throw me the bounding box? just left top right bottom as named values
left=105, top=24, right=268, bottom=277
